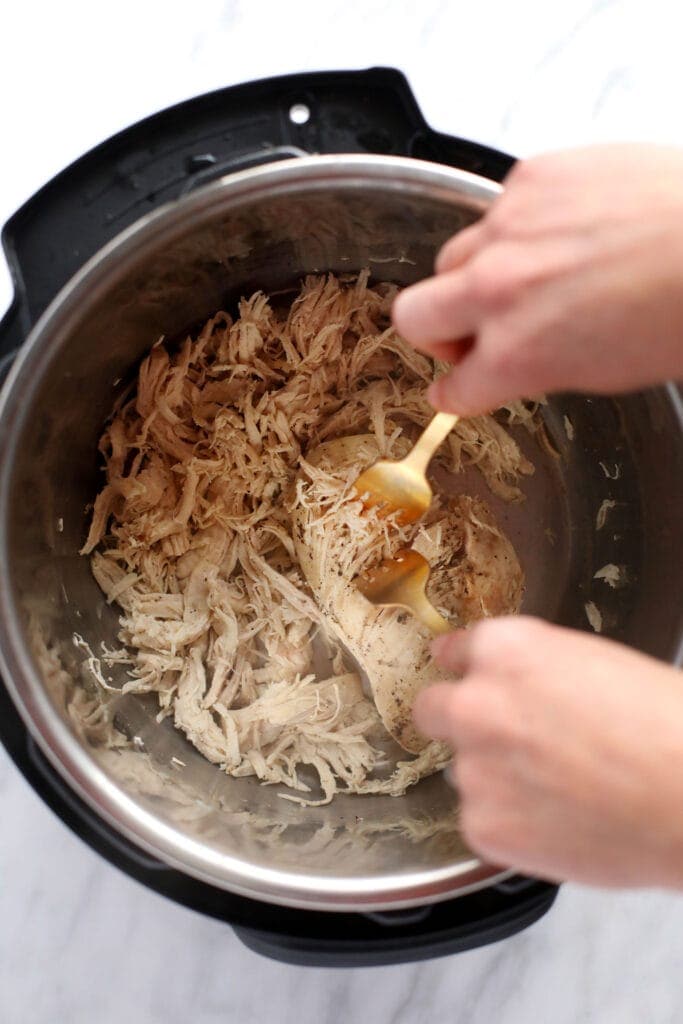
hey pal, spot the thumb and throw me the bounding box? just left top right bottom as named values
left=428, top=350, right=519, bottom=417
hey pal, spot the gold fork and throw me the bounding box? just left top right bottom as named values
left=352, top=411, right=458, bottom=632
left=352, top=412, right=459, bottom=524
left=354, top=548, right=451, bottom=634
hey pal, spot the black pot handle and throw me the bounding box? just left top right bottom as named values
left=0, top=300, right=25, bottom=370
left=234, top=880, right=558, bottom=967
left=0, top=348, right=17, bottom=389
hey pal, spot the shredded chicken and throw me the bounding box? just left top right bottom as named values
left=596, top=498, right=617, bottom=531
left=585, top=600, right=603, bottom=633
left=81, top=272, right=532, bottom=804
left=291, top=434, right=523, bottom=752
left=594, top=563, right=624, bottom=589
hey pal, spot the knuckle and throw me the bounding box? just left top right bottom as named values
left=465, top=617, right=515, bottom=667
left=480, top=323, right=546, bottom=396
left=432, top=684, right=487, bottom=745
left=465, top=256, right=508, bottom=310
left=448, top=677, right=515, bottom=746
left=474, top=615, right=544, bottom=666
left=481, top=335, right=520, bottom=381
left=466, top=248, right=526, bottom=311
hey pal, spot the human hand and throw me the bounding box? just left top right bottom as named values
left=393, top=145, right=683, bottom=415
left=414, top=616, right=683, bottom=887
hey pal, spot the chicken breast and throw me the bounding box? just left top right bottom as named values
left=291, top=434, right=524, bottom=753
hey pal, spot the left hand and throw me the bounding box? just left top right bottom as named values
left=392, top=144, right=683, bottom=415
left=414, top=616, right=683, bottom=888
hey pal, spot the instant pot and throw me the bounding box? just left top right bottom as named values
left=1, top=68, right=682, bottom=966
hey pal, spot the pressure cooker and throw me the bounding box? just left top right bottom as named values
left=1, top=68, right=682, bottom=966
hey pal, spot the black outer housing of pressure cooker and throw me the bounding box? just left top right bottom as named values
left=0, top=68, right=557, bottom=967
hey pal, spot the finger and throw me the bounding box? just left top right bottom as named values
left=433, top=619, right=513, bottom=675
left=427, top=343, right=522, bottom=417
left=414, top=678, right=500, bottom=748
left=392, top=270, right=481, bottom=352
left=435, top=223, right=486, bottom=274
left=428, top=366, right=496, bottom=417
left=413, top=682, right=460, bottom=741
left=431, top=629, right=474, bottom=675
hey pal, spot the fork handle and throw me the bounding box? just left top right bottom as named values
left=411, top=593, right=452, bottom=635
left=402, top=412, right=459, bottom=476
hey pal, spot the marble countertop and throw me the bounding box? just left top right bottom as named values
left=2, top=1, right=683, bottom=1021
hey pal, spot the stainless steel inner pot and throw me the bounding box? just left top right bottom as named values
left=1, top=155, right=682, bottom=912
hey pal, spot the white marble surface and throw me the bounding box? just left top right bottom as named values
left=2, top=1, right=683, bottom=1021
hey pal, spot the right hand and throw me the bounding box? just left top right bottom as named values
left=414, top=617, right=683, bottom=889
left=393, top=144, right=683, bottom=416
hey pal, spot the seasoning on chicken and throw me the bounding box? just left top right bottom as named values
left=291, top=434, right=523, bottom=753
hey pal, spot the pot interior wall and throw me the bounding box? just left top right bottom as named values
left=3, top=168, right=683, bottom=899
